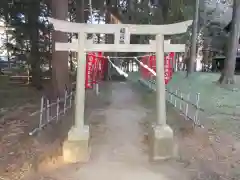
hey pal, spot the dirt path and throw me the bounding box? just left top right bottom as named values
left=31, top=82, right=191, bottom=180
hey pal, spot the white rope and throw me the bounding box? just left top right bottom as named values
left=86, top=53, right=155, bottom=59
left=107, top=57, right=128, bottom=78
left=134, top=57, right=156, bottom=76
left=88, top=53, right=157, bottom=78
left=106, top=54, right=155, bottom=59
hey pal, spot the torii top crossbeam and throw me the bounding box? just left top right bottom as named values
left=48, top=18, right=192, bottom=53
left=48, top=18, right=192, bottom=35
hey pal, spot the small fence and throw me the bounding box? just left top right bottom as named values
left=29, top=90, right=74, bottom=136
left=165, top=88, right=203, bottom=128
left=140, top=78, right=204, bottom=128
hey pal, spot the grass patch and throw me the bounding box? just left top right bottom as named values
left=0, top=76, right=41, bottom=115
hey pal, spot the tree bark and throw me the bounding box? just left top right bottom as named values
left=76, top=0, right=85, bottom=23
left=219, top=0, right=240, bottom=84
left=187, top=0, right=199, bottom=76
left=51, top=0, right=69, bottom=98
left=69, top=15, right=74, bottom=72
left=3, top=7, right=10, bottom=68
left=28, top=1, right=41, bottom=89
left=202, top=38, right=210, bottom=71
left=104, top=0, right=114, bottom=80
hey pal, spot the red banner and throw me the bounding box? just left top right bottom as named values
left=85, top=52, right=105, bottom=89
left=150, top=55, right=156, bottom=72
left=164, top=54, right=170, bottom=84
left=98, top=52, right=105, bottom=80
left=164, top=52, right=174, bottom=84
left=140, top=56, right=148, bottom=80
left=92, top=53, right=98, bottom=85
left=149, top=55, right=155, bottom=79
left=140, top=53, right=174, bottom=84
left=102, top=56, right=108, bottom=80
left=85, top=53, right=94, bottom=89
left=96, top=52, right=104, bottom=81
left=93, top=52, right=105, bottom=83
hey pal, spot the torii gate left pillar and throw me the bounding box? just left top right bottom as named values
left=49, top=18, right=192, bottom=163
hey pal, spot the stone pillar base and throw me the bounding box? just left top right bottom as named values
left=149, top=124, right=177, bottom=161
left=63, top=125, right=90, bottom=163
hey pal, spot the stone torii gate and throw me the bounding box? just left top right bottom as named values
left=49, top=18, right=192, bottom=163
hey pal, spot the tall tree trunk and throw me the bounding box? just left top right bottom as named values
left=28, top=1, right=41, bottom=89
left=97, top=14, right=101, bottom=43
left=51, top=0, right=69, bottom=97
left=69, top=33, right=74, bottom=72
left=104, top=0, right=113, bottom=80
left=3, top=3, right=10, bottom=68
left=6, top=26, right=10, bottom=68
left=219, top=0, right=240, bottom=84
left=187, top=0, right=199, bottom=76
left=127, top=0, right=134, bottom=23
left=69, top=15, right=74, bottom=72
left=76, top=0, right=85, bottom=23
left=202, top=38, right=210, bottom=71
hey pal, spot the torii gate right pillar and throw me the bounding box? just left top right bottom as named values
left=149, top=35, right=175, bottom=161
